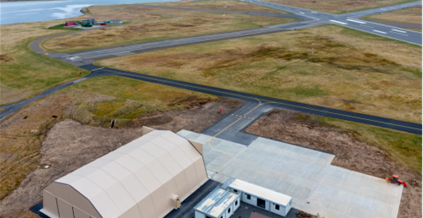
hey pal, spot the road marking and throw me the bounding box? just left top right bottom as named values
left=73, top=78, right=87, bottom=84
left=311, top=11, right=317, bottom=14
left=361, top=25, right=374, bottom=28
left=299, top=12, right=305, bottom=14
left=346, top=19, right=366, bottom=24
left=329, top=20, right=348, bottom=25
left=373, top=30, right=387, bottom=34
left=391, top=29, right=407, bottom=33
left=206, top=117, right=242, bottom=155
left=390, top=31, right=408, bottom=36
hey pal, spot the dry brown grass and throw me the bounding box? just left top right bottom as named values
left=97, top=25, right=422, bottom=123
left=265, top=0, right=417, bottom=14
left=363, top=6, right=422, bottom=24
left=147, top=0, right=288, bottom=13
left=42, top=5, right=296, bottom=53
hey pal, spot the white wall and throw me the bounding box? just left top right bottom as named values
left=270, top=202, right=286, bottom=216
left=241, top=192, right=257, bottom=206
left=195, top=210, right=206, bottom=218
left=226, top=203, right=234, bottom=217
left=233, top=195, right=240, bottom=212
left=285, top=199, right=292, bottom=216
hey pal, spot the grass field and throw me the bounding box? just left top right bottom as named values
left=42, top=5, right=296, bottom=53
left=70, top=76, right=218, bottom=126
left=264, top=0, right=417, bottom=14
left=0, top=5, right=166, bottom=105
left=362, top=6, right=422, bottom=25
left=0, top=23, right=90, bottom=105
left=0, top=75, right=217, bottom=202
left=147, top=0, right=289, bottom=13
left=97, top=24, right=422, bottom=123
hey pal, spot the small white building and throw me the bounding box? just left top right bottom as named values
left=227, top=179, right=292, bottom=217
left=194, top=187, right=240, bottom=218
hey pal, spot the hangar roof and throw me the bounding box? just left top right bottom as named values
left=48, top=130, right=207, bottom=218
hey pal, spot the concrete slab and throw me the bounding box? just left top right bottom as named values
left=177, top=130, right=404, bottom=218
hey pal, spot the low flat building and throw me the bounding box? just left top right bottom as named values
left=41, top=127, right=207, bottom=218
left=194, top=187, right=240, bottom=218
left=227, top=179, right=293, bottom=217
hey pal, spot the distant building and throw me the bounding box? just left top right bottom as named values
left=105, top=20, right=123, bottom=24
left=41, top=127, right=207, bottom=218
left=84, top=18, right=95, bottom=24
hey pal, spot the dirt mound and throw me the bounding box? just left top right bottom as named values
left=295, top=211, right=316, bottom=218
left=0, top=54, right=13, bottom=62
left=246, top=109, right=422, bottom=218
left=129, top=98, right=243, bottom=132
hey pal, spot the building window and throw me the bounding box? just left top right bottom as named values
left=235, top=200, right=238, bottom=206
left=246, top=194, right=251, bottom=200
left=233, top=189, right=238, bottom=193
left=275, top=205, right=280, bottom=210
left=228, top=208, right=231, bottom=213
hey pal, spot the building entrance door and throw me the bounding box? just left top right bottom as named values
left=257, top=198, right=265, bottom=209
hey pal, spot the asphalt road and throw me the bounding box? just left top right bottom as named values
left=2, top=1, right=421, bottom=137
left=130, top=4, right=306, bottom=18
left=48, top=22, right=315, bottom=66
left=84, top=65, right=422, bottom=135
left=245, top=0, right=422, bottom=45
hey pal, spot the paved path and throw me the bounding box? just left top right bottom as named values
left=362, top=20, right=422, bottom=30
left=130, top=4, right=306, bottom=19
left=246, top=0, right=422, bottom=45
left=179, top=130, right=404, bottom=218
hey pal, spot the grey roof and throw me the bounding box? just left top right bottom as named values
left=194, top=187, right=238, bottom=218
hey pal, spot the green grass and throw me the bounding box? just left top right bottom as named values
left=0, top=37, right=89, bottom=105
left=69, top=76, right=218, bottom=127
left=402, top=67, right=422, bottom=78
left=48, top=23, right=82, bottom=31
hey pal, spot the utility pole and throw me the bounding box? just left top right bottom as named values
left=311, top=41, right=314, bottom=54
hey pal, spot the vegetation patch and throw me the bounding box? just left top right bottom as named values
left=70, top=76, right=219, bottom=128
left=42, top=5, right=296, bottom=53
left=48, top=23, right=82, bottom=31
left=97, top=25, right=421, bottom=123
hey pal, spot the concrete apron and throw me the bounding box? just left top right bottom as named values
left=178, top=130, right=403, bottom=218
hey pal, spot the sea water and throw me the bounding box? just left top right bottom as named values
left=0, top=0, right=175, bottom=25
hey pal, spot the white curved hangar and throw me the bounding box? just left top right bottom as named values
left=41, top=128, right=207, bottom=218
